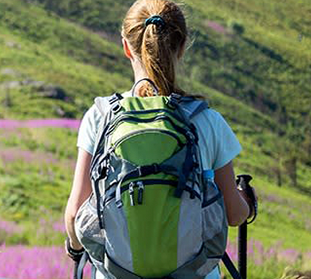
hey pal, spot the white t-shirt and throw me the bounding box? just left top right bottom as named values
left=76, top=93, right=242, bottom=279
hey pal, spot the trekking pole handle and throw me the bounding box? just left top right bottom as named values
left=237, top=174, right=258, bottom=224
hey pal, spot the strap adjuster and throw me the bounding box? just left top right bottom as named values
left=108, top=93, right=123, bottom=105
left=111, top=103, right=122, bottom=113
left=137, top=164, right=161, bottom=177
left=116, top=200, right=123, bottom=208
left=168, top=93, right=182, bottom=108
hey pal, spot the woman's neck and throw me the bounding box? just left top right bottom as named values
left=131, top=58, right=149, bottom=82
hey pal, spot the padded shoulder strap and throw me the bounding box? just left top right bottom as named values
left=92, top=96, right=114, bottom=159
left=189, top=101, right=209, bottom=119
left=180, top=99, right=209, bottom=120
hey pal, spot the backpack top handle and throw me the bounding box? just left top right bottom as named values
left=131, top=78, right=159, bottom=97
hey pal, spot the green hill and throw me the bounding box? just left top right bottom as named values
left=0, top=0, right=310, bottom=278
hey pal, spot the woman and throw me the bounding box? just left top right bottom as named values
left=65, top=0, right=255, bottom=278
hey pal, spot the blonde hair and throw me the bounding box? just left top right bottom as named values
left=122, top=0, right=187, bottom=97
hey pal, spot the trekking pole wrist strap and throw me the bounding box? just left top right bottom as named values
left=66, top=237, right=85, bottom=259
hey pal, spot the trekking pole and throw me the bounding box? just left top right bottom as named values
left=238, top=222, right=247, bottom=279
left=74, top=261, right=79, bottom=279
left=236, top=174, right=258, bottom=279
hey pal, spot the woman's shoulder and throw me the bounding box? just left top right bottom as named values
left=194, top=106, right=227, bottom=127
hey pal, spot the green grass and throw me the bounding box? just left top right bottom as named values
left=0, top=0, right=311, bottom=277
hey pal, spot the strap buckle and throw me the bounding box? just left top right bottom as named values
left=168, top=93, right=182, bottom=108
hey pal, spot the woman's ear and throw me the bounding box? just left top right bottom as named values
left=122, top=38, right=133, bottom=60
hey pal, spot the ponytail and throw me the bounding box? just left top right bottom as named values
left=141, top=21, right=178, bottom=96
left=122, top=0, right=187, bottom=97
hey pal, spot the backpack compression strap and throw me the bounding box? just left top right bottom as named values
left=76, top=252, right=96, bottom=279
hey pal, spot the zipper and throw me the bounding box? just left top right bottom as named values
left=104, top=179, right=201, bottom=205
left=112, top=128, right=184, bottom=149
left=129, top=182, right=135, bottom=206
left=137, top=181, right=144, bottom=205
left=114, top=109, right=184, bottom=124
left=106, top=114, right=187, bottom=139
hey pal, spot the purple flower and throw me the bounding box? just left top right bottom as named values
left=278, top=248, right=301, bottom=264
left=207, top=21, right=226, bottom=34
left=0, top=148, right=58, bottom=164
left=0, top=219, right=22, bottom=235
left=0, top=244, right=92, bottom=279
left=53, top=220, right=66, bottom=234
left=0, top=119, right=81, bottom=130
left=226, top=240, right=238, bottom=262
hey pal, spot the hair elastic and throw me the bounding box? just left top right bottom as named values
left=144, top=15, right=166, bottom=29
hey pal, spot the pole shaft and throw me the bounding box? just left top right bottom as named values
left=74, top=261, right=79, bottom=279
left=238, top=222, right=247, bottom=279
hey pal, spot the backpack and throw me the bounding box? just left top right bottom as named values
left=75, top=80, right=228, bottom=279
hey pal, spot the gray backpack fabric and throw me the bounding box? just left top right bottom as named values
left=75, top=93, right=228, bottom=279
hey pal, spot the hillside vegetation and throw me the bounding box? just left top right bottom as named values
left=0, top=0, right=310, bottom=278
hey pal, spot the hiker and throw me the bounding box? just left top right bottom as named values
left=65, top=0, right=256, bottom=278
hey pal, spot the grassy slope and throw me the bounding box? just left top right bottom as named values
left=0, top=0, right=311, bottom=276
left=0, top=0, right=133, bottom=119
left=207, top=0, right=308, bottom=100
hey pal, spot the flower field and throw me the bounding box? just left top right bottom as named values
left=0, top=119, right=80, bottom=130
left=0, top=244, right=92, bottom=279
left=1, top=218, right=311, bottom=279
left=0, top=239, right=310, bottom=279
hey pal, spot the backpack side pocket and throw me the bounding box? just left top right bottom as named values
left=201, top=175, right=228, bottom=258
left=75, top=194, right=105, bottom=263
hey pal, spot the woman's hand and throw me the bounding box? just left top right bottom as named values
left=65, top=237, right=84, bottom=262
left=238, top=185, right=258, bottom=222
left=237, top=186, right=257, bottom=219
left=215, top=161, right=251, bottom=226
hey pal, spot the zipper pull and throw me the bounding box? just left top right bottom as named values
left=129, top=182, right=135, bottom=206
left=137, top=181, right=144, bottom=205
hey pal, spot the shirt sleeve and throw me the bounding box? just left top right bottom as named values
left=212, top=112, right=242, bottom=170
left=77, top=104, right=100, bottom=155
left=194, top=109, right=242, bottom=171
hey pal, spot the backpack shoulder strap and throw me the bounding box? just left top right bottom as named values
left=94, top=94, right=123, bottom=117
left=92, top=95, right=116, bottom=161
left=179, top=98, right=209, bottom=120
left=189, top=101, right=209, bottom=119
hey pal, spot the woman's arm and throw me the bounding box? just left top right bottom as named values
left=215, top=161, right=250, bottom=226
left=65, top=148, right=92, bottom=249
